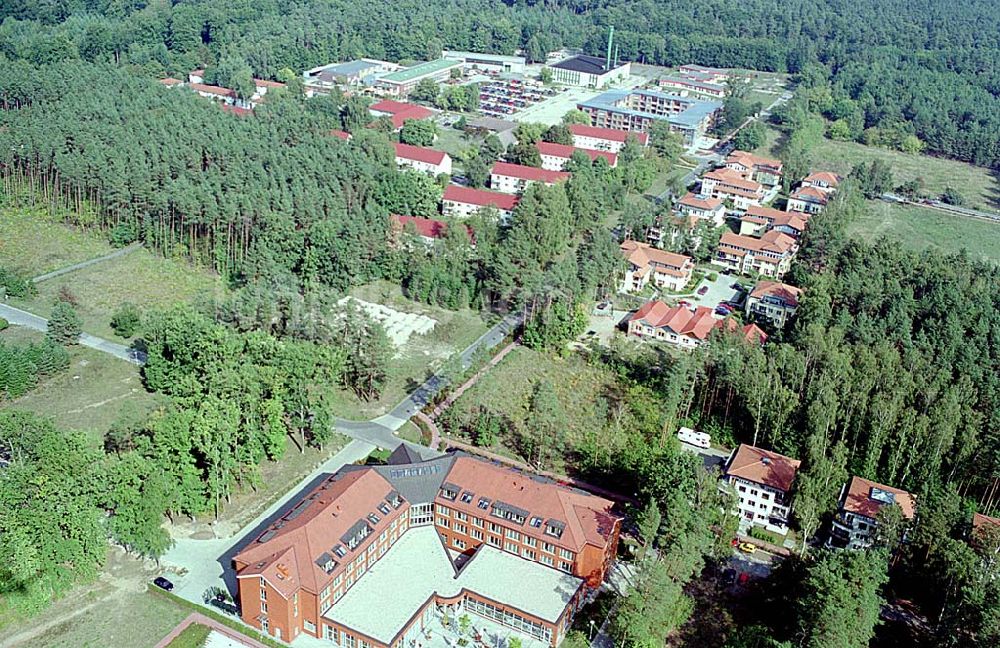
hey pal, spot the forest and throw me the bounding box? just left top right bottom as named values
left=0, top=0, right=998, bottom=167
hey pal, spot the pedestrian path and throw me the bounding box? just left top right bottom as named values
left=32, top=242, right=142, bottom=283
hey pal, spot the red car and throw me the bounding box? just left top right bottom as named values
left=697, top=286, right=709, bottom=295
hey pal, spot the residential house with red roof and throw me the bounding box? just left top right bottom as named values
left=328, top=129, right=352, bottom=141
left=536, top=141, right=618, bottom=171
left=391, top=215, right=473, bottom=248
left=369, top=100, right=434, bottom=130
left=745, top=280, right=803, bottom=328
left=716, top=230, right=798, bottom=278
left=700, top=168, right=766, bottom=212
left=725, top=151, right=783, bottom=187
left=829, top=477, right=917, bottom=550
left=620, top=240, right=694, bottom=292
left=158, top=77, right=183, bottom=87
left=232, top=449, right=620, bottom=646
left=723, top=444, right=801, bottom=534
left=675, top=192, right=725, bottom=226
left=739, top=205, right=809, bottom=239
left=442, top=185, right=519, bottom=221
left=489, top=162, right=569, bottom=194
left=786, top=185, right=831, bottom=215
left=568, top=123, right=648, bottom=153
left=627, top=301, right=767, bottom=348
left=394, top=143, right=452, bottom=176
left=801, top=171, right=841, bottom=193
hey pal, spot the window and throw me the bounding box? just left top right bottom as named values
left=410, top=503, right=434, bottom=526
left=487, top=535, right=501, bottom=547
left=477, top=497, right=491, bottom=510
left=334, top=545, right=347, bottom=558
left=524, top=536, right=537, bottom=548
left=454, top=538, right=466, bottom=549
left=559, top=561, right=573, bottom=572
left=260, top=589, right=267, bottom=601
left=438, top=505, right=451, bottom=517
left=325, top=626, right=338, bottom=642
left=367, top=513, right=380, bottom=525
left=558, top=548, right=574, bottom=560
left=368, top=543, right=376, bottom=555
left=540, top=554, right=554, bottom=567
left=504, top=541, right=518, bottom=553
left=261, top=601, right=268, bottom=613
left=461, top=492, right=474, bottom=504
left=471, top=517, right=484, bottom=528
left=321, top=586, right=330, bottom=600
left=305, top=620, right=317, bottom=633
left=542, top=542, right=555, bottom=553
left=378, top=503, right=391, bottom=516
left=454, top=511, right=468, bottom=522
left=454, top=523, right=467, bottom=535
left=470, top=528, right=484, bottom=540
left=488, top=522, right=502, bottom=534
left=259, top=577, right=266, bottom=588
left=522, top=549, right=536, bottom=560
left=505, top=529, right=520, bottom=541
left=345, top=635, right=356, bottom=648
left=437, top=517, right=450, bottom=528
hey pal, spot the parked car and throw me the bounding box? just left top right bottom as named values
left=678, top=300, right=692, bottom=308
left=153, top=576, right=174, bottom=591
left=738, top=542, right=757, bottom=555
left=697, top=286, right=709, bottom=295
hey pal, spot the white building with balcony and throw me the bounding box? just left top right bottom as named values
left=723, top=444, right=801, bottom=535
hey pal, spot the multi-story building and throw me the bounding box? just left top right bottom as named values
left=567, top=124, right=648, bottom=152
left=738, top=206, right=808, bottom=239
left=536, top=141, right=618, bottom=171
left=626, top=302, right=717, bottom=348
left=394, top=143, right=453, bottom=176
left=723, top=444, right=801, bottom=535
left=304, top=59, right=401, bottom=92
left=442, top=185, right=519, bottom=221
left=442, top=50, right=526, bottom=74
left=828, top=477, right=916, bottom=550
left=725, top=151, right=783, bottom=187
left=715, top=230, right=798, bottom=278
left=369, top=100, right=434, bottom=130
left=786, top=186, right=830, bottom=215
left=233, top=449, right=621, bottom=647
left=745, top=280, right=803, bottom=328
left=576, top=89, right=721, bottom=147
left=675, top=192, right=725, bottom=226
left=700, top=169, right=765, bottom=212
left=375, top=58, right=463, bottom=97
left=620, top=240, right=694, bottom=292
left=549, top=55, right=630, bottom=88
left=800, top=171, right=841, bottom=193
left=658, top=76, right=726, bottom=98
left=489, top=162, right=570, bottom=194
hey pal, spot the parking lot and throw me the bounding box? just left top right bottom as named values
left=479, top=77, right=559, bottom=119
left=682, top=269, right=744, bottom=312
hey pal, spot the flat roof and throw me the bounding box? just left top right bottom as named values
left=551, top=55, right=625, bottom=75
left=381, top=59, right=460, bottom=84
left=578, top=89, right=721, bottom=130
left=444, top=50, right=526, bottom=65
left=323, top=527, right=581, bottom=644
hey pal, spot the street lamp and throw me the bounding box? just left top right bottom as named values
left=589, top=620, right=595, bottom=641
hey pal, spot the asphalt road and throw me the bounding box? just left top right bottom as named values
left=0, top=303, right=145, bottom=364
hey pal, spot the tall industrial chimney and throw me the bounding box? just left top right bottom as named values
left=605, top=26, right=615, bottom=71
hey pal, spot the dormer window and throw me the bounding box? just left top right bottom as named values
left=367, top=513, right=381, bottom=525
left=378, top=503, right=391, bottom=516
left=545, top=519, right=565, bottom=538
left=477, top=497, right=491, bottom=510
left=461, top=491, right=474, bottom=504
left=333, top=545, right=347, bottom=558
left=440, top=482, right=460, bottom=501
left=529, top=517, right=543, bottom=528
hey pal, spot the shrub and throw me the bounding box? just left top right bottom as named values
left=0, top=317, right=7, bottom=331
left=110, top=302, right=142, bottom=338
left=0, top=266, right=35, bottom=299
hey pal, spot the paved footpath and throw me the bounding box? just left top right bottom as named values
left=32, top=242, right=142, bottom=283
left=155, top=612, right=271, bottom=648
left=0, top=303, right=144, bottom=364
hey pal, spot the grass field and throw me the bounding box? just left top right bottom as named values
left=328, top=281, right=493, bottom=420
left=0, top=327, right=163, bottom=440
left=0, top=208, right=114, bottom=277
left=848, top=201, right=1000, bottom=263
left=12, top=247, right=225, bottom=341
left=754, top=127, right=1000, bottom=212
left=445, top=346, right=618, bottom=471
left=165, top=623, right=211, bottom=648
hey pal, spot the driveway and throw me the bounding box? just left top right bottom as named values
left=681, top=271, right=742, bottom=311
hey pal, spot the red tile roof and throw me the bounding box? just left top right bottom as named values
left=490, top=161, right=570, bottom=184
left=678, top=192, right=723, bottom=211
left=750, top=280, right=802, bottom=306
left=790, top=186, right=830, bottom=204
left=629, top=302, right=717, bottom=341
left=370, top=100, right=434, bottom=129
left=719, top=230, right=797, bottom=256
left=841, top=476, right=916, bottom=520
left=221, top=104, right=253, bottom=117
left=726, top=151, right=783, bottom=173
left=726, top=444, right=801, bottom=492
left=329, top=129, right=352, bottom=140
left=703, top=168, right=764, bottom=195
left=714, top=318, right=768, bottom=345
left=568, top=123, right=648, bottom=146
left=443, top=185, right=519, bottom=211
left=233, top=469, right=402, bottom=597
left=620, top=240, right=692, bottom=278
left=804, top=171, right=841, bottom=187
left=536, top=141, right=617, bottom=166
left=393, top=215, right=448, bottom=239
left=189, top=83, right=235, bottom=98
left=394, top=142, right=448, bottom=166
left=159, top=77, right=183, bottom=86
left=745, top=205, right=787, bottom=221
left=437, top=456, right=619, bottom=553
left=254, top=79, right=286, bottom=89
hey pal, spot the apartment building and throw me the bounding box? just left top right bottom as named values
left=739, top=206, right=808, bottom=239
left=745, top=280, right=803, bottom=328
left=800, top=171, right=841, bottom=193
left=715, top=230, right=798, bottom=278
left=829, top=477, right=916, bottom=550
left=723, top=444, right=801, bottom=535
left=233, top=449, right=621, bottom=647
left=394, top=143, right=452, bottom=176
left=567, top=123, right=648, bottom=152
left=786, top=186, right=830, bottom=215
left=626, top=302, right=717, bottom=348
left=489, top=162, right=570, bottom=194
left=675, top=192, right=725, bottom=226
left=700, top=168, right=766, bottom=212
left=620, top=240, right=694, bottom=292
left=442, top=185, right=519, bottom=221
left=576, top=89, right=721, bottom=147
left=659, top=76, right=726, bottom=98
left=536, top=141, right=618, bottom=171
left=725, top=151, right=783, bottom=187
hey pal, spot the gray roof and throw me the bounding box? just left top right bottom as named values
left=387, top=444, right=424, bottom=465
left=351, top=453, right=457, bottom=505
left=466, top=116, right=517, bottom=132
left=578, top=89, right=722, bottom=130
left=551, top=54, right=620, bottom=75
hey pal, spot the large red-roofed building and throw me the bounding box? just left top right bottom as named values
left=394, top=142, right=452, bottom=176
left=536, top=141, right=617, bottom=171
left=489, top=162, right=570, bottom=194
left=567, top=123, right=648, bottom=152
left=829, top=476, right=916, bottom=550
left=370, top=100, right=434, bottom=130
left=442, top=185, right=519, bottom=220
left=723, top=444, right=801, bottom=534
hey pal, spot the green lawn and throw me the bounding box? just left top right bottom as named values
left=12, top=247, right=226, bottom=341
left=848, top=201, right=1000, bottom=264
left=166, top=623, right=212, bottom=648
left=444, top=346, right=618, bottom=472
left=328, top=281, right=493, bottom=420
left=754, top=127, right=1000, bottom=212
left=0, top=207, right=113, bottom=277
left=0, top=327, right=163, bottom=441
left=434, top=126, right=480, bottom=163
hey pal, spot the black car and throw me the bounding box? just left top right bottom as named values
left=153, top=576, right=174, bottom=591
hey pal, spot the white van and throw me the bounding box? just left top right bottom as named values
left=677, top=426, right=710, bottom=449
